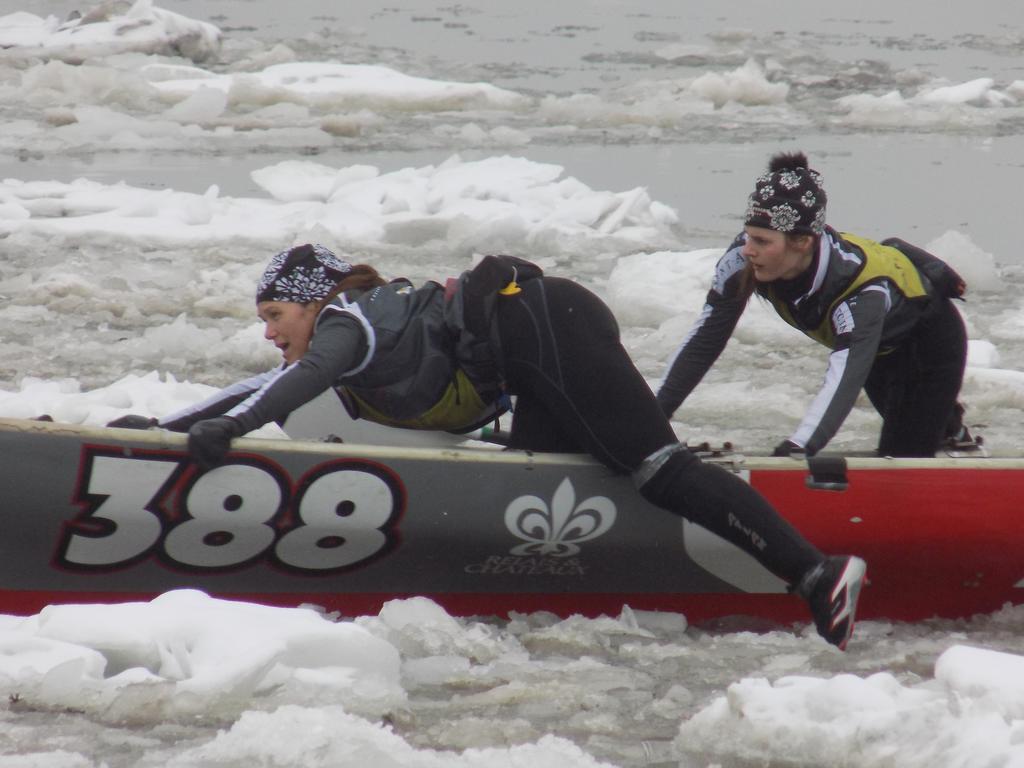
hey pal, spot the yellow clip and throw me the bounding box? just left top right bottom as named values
left=498, top=266, right=521, bottom=295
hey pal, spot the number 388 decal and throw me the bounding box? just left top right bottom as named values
left=57, top=447, right=405, bottom=573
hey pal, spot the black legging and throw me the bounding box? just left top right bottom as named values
left=864, top=298, right=967, bottom=457
left=495, top=277, right=822, bottom=585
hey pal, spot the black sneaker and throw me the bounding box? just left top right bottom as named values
left=795, top=555, right=866, bottom=650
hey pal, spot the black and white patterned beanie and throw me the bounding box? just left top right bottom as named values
left=744, top=152, right=827, bottom=236
left=256, top=243, right=352, bottom=304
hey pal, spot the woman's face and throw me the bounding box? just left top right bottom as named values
left=741, top=226, right=814, bottom=282
left=257, top=300, right=319, bottom=364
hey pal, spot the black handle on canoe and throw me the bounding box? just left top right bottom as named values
left=805, top=455, right=849, bottom=491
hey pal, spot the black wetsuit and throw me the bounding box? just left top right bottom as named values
left=495, top=276, right=822, bottom=584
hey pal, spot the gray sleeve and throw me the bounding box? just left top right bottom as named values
left=158, top=370, right=280, bottom=432
left=656, top=248, right=748, bottom=417
left=789, top=287, right=889, bottom=455
left=225, top=311, right=367, bottom=435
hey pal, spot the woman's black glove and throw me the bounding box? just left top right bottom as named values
left=771, top=439, right=806, bottom=457
left=188, top=416, right=243, bottom=470
left=106, top=414, right=158, bottom=430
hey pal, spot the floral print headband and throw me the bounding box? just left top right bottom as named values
left=256, top=244, right=352, bottom=304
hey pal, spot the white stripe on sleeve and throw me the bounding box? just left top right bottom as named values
left=790, top=347, right=849, bottom=448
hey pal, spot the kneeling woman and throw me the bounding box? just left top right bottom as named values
left=149, top=243, right=866, bottom=649
left=657, top=151, right=970, bottom=458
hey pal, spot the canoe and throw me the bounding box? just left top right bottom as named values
left=1, top=416, right=1020, bottom=626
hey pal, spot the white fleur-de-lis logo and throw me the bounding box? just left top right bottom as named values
left=503, top=478, right=616, bottom=557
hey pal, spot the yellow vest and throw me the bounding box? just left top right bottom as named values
left=766, top=232, right=928, bottom=349
left=345, top=368, right=494, bottom=432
